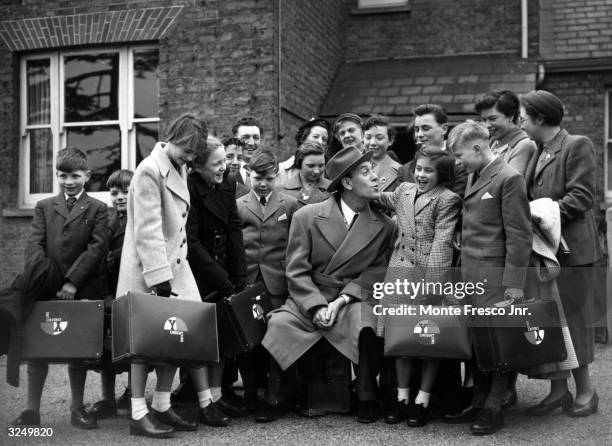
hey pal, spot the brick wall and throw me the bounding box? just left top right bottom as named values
left=0, top=0, right=279, bottom=285
left=540, top=0, right=612, bottom=60
left=278, top=0, right=345, bottom=158
left=344, top=0, right=539, bottom=62
left=540, top=72, right=610, bottom=214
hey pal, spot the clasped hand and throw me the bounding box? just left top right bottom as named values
left=312, top=299, right=343, bottom=329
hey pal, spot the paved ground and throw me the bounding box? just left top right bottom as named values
left=1, top=345, right=612, bottom=446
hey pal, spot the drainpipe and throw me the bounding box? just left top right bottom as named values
left=521, top=0, right=528, bottom=58
left=277, top=0, right=282, bottom=144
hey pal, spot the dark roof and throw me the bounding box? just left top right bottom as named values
left=320, top=54, right=537, bottom=119
left=540, top=0, right=612, bottom=61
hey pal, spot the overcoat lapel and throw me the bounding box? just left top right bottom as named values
left=53, top=194, right=69, bottom=220
left=325, top=204, right=383, bottom=274
left=263, top=192, right=282, bottom=222
left=414, top=185, right=444, bottom=216
left=244, top=191, right=264, bottom=221
left=64, top=193, right=90, bottom=225
left=151, top=143, right=190, bottom=206
left=313, top=198, right=348, bottom=253
left=375, top=156, right=399, bottom=191
left=534, top=130, right=566, bottom=180
left=464, top=157, right=503, bottom=199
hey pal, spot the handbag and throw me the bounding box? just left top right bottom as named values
left=383, top=304, right=472, bottom=359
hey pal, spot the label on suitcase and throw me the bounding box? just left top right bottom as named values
left=218, top=282, right=273, bottom=356
left=112, top=292, right=219, bottom=365
left=21, top=300, right=104, bottom=362
left=384, top=305, right=472, bottom=359
left=473, top=300, right=567, bottom=371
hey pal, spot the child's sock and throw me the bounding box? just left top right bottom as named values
left=415, top=390, right=431, bottom=408
left=397, top=387, right=409, bottom=404
left=211, top=387, right=222, bottom=403
left=68, top=364, right=87, bottom=410
left=131, top=398, right=148, bottom=420
left=151, top=391, right=171, bottom=413
left=198, top=389, right=213, bottom=408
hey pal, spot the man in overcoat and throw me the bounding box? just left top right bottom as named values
left=260, top=147, right=395, bottom=423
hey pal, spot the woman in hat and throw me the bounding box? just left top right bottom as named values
left=278, top=141, right=331, bottom=206
left=520, top=90, right=600, bottom=417
left=377, top=149, right=461, bottom=427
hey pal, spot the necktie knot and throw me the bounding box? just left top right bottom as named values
left=259, top=195, right=267, bottom=206
left=67, top=197, right=77, bottom=211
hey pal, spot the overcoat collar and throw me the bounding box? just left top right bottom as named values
left=533, top=128, right=567, bottom=179
left=314, top=196, right=383, bottom=273
left=53, top=192, right=91, bottom=225
left=411, top=184, right=446, bottom=215
left=240, top=190, right=283, bottom=222
left=373, top=155, right=400, bottom=191
left=189, top=171, right=233, bottom=224
left=151, top=142, right=190, bottom=206
left=492, top=127, right=529, bottom=154
left=283, top=171, right=331, bottom=192
left=464, top=156, right=504, bottom=199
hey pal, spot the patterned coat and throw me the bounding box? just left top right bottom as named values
left=376, top=183, right=461, bottom=334
left=116, top=143, right=200, bottom=302
left=262, top=196, right=395, bottom=369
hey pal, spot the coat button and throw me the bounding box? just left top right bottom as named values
left=401, top=233, right=405, bottom=237
left=183, top=238, right=187, bottom=243
left=177, top=259, right=181, bottom=264
left=400, top=257, right=404, bottom=262
left=182, top=212, right=187, bottom=218
left=537, top=179, right=543, bottom=186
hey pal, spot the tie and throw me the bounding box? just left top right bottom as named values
left=67, top=197, right=77, bottom=212
left=348, top=213, right=358, bottom=229
left=471, top=171, right=480, bottom=187
left=259, top=195, right=267, bottom=206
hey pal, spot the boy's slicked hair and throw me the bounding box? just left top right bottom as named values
left=232, top=116, right=263, bottom=136
left=413, top=104, right=448, bottom=125
left=56, top=147, right=89, bottom=172
left=106, top=169, right=134, bottom=190
left=248, top=150, right=278, bottom=174
left=364, top=114, right=397, bottom=140
left=166, top=113, right=209, bottom=156
left=222, top=136, right=245, bottom=149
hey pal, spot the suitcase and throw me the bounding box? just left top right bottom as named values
left=217, top=282, right=274, bottom=356
left=21, top=300, right=104, bottom=362
left=473, top=299, right=567, bottom=371
left=384, top=304, right=472, bottom=359
left=300, top=338, right=351, bottom=415
left=112, top=292, right=219, bottom=365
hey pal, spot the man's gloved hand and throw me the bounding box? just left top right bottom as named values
left=153, top=281, right=172, bottom=297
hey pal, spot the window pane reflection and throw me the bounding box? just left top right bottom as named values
left=133, top=49, right=159, bottom=119
left=29, top=128, right=53, bottom=193
left=66, top=126, right=121, bottom=191
left=136, top=123, right=158, bottom=165
left=27, top=59, right=51, bottom=125
left=64, top=53, right=119, bottom=122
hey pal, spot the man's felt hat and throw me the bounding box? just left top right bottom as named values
left=326, top=146, right=373, bottom=192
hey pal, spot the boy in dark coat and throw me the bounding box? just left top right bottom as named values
left=12, top=148, right=109, bottom=429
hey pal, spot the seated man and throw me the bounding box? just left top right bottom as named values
left=259, top=147, right=395, bottom=423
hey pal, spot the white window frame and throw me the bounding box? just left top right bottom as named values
left=358, top=0, right=409, bottom=8
left=19, top=45, right=159, bottom=208
left=606, top=90, right=611, bottom=201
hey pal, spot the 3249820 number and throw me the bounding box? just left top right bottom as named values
left=7, top=427, right=53, bottom=437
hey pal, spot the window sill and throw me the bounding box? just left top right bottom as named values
left=351, top=5, right=411, bottom=15
left=3, top=208, right=34, bottom=218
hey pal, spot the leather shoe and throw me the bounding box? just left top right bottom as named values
left=71, top=406, right=98, bottom=430
left=470, top=408, right=504, bottom=435
left=527, top=391, right=573, bottom=416
left=255, top=401, right=284, bottom=423
left=130, top=413, right=175, bottom=438
left=88, top=399, right=117, bottom=419
left=564, top=390, right=598, bottom=417
left=357, top=400, right=379, bottom=423
left=384, top=400, right=408, bottom=424
left=151, top=407, right=197, bottom=431
left=200, top=403, right=231, bottom=426
left=407, top=403, right=428, bottom=427
left=443, top=405, right=481, bottom=424
left=216, top=395, right=248, bottom=418
left=501, top=390, right=518, bottom=410
left=12, top=410, right=40, bottom=425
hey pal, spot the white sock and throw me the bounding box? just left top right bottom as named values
left=198, top=389, right=213, bottom=408
left=151, top=391, right=171, bottom=412
left=211, top=387, right=222, bottom=403
left=397, top=388, right=409, bottom=404
left=131, top=397, right=148, bottom=420
left=415, top=390, right=431, bottom=408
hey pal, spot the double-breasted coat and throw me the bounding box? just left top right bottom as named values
left=187, top=171, right=247, bottom=298
left=524, top=128, right=600, bottom=364
left=461, top=156, right=532, bottom=306
left=116, top=142, right=200, bottom=301
left=262, top=196, right=395, bottom=370
left=376, top=183, right=461, bottom=334
left=237, top=190, right=299, bottom=297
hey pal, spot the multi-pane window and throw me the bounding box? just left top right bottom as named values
left=20, top=46, right=159, bottom=207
